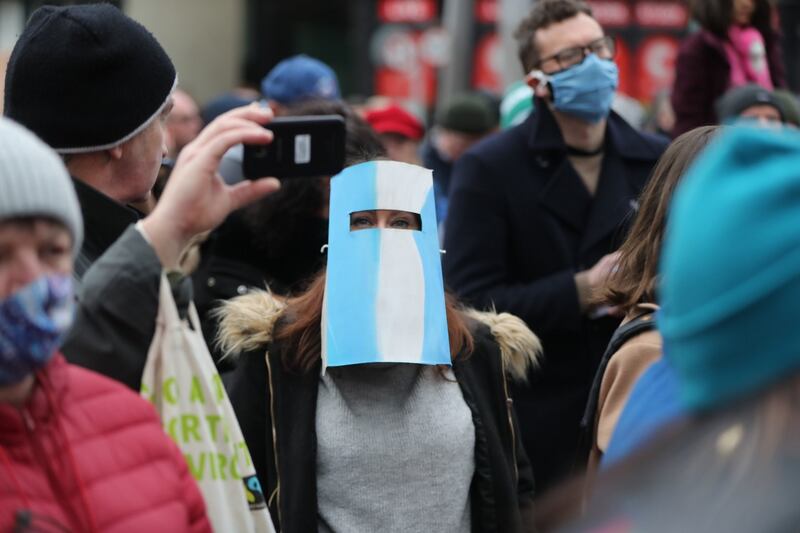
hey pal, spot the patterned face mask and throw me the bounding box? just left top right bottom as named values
left=0, top=275, right=74, bottom=385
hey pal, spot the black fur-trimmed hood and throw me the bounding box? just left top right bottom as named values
left=215, top=290, right=542, bottom=381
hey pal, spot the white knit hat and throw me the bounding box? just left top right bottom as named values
left=0, top=117, right=83, bottom=252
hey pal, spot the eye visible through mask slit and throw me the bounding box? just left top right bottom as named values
left=349, top=210, right=422, bottom=232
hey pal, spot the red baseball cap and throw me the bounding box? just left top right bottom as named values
left=364, top=104, right=424, bottom=141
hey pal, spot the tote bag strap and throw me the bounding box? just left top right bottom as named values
left=156, top=271, right=183, bottom=327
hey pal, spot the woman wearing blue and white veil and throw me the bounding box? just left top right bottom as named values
left=220, top=159, right=540, bottom=533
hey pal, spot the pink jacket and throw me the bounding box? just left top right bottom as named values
left=671, top=29, right=785, bottom=137
left=0, top=355, right=211, bottom=533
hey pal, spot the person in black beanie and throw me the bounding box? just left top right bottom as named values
left=3, top=3, right=177, bottom=279
left=1, top=4, right=283, bottom=397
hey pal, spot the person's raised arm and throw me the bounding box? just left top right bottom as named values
left=141, top=103, right=280, bottom=268
left=63, top=104, right=281, bottom=389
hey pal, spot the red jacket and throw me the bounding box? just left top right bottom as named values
left=0, top=355, right=211, bottom=533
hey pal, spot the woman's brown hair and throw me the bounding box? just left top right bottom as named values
left=600, top=126, right=719, bottom=315
left=273, top=270, right=475, bottom=373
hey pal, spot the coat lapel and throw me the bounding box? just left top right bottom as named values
left=578, top=148, right=636, bottom=255
left=525, top=102, right=658, bottom=257
left=578, top=115, right=664, bottom=254
left=537, top=159, right=592, bottom=233
left=527, top=103, right=593, bottom=234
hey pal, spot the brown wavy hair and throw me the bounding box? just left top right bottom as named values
left=274, top=270, right=475, bottom=374
left=600, top=126, right=719, bottom=314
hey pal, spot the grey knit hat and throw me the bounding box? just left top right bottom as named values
left=0, top=118, right=83, bottom=252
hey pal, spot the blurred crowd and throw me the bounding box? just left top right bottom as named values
left=2, top=0, right=800, bottom=532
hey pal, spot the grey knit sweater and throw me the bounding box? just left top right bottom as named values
left=316, top=364, right=475, bottom=533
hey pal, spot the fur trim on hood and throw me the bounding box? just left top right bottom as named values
left=213, top=290, right=287, bottom=357
left=215, top=290, right=541, bottom=382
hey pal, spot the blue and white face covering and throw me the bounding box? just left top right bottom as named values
left=322, top=161, right=451, bottom=372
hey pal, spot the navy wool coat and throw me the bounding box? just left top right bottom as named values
left=443, top=101, right=668, bottom=492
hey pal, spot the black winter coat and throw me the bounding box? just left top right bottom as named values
left=71, top=178, right=141, bottom=280
left=443, top=103, right=668, bottom=491
left=220, top=292, right=540, bottom=533
left=62, top=226, right=165, bottom=391
left=62, top=180, right=165, bottom=392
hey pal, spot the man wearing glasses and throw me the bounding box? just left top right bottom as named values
left=443, top=0, right=668, bottom=494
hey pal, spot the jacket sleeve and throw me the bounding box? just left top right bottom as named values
left=671, top=37, right=716, bottom=137
left=766, top=30, right=787, bottom=89
left=514, top=405, right=537, bottom=532
left=225, top=348, right=271, bottom=505
left=444, top=152, right=584, bottom=337
left=594, top=333, right=663, bottom=454
left=61, top=226, right=161, bottom=390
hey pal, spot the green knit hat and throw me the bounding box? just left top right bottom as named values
left=436, top=93, right=496, bottom=135
left=0, top=118, right=83, bottom=253
left=659, top=126, right=800, bottom=411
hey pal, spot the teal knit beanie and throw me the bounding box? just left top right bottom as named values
left=658, top=126, right=800, bottom=411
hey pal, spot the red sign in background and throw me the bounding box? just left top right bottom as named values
left=615, top=38, right=633, bottom=98
left=472, top=33, right=501, bottom=92
left=590, top=0, right=634, bottom=27
left=372, top=26, right=441, bottom=106
left=371, top=0, right=686, bottom=109
left=634, top=1, right=689, bottom=28
left=475, top=0, right=498, bottom=24
left=636, top=35, right=680, bottom=101
left=378, top=0, right=437, bottom=23
left=588, top=0, right=685, bottom=101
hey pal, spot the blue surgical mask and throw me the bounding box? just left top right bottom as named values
left=0, top=275, right=74, bottom=385
left=533, top=54, right=619, bottom=123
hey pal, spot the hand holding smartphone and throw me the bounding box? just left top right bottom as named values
left=243, top=114, right=346, bottom=179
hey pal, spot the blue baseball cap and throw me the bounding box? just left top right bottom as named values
left=260, top=54, right=340, bottom=105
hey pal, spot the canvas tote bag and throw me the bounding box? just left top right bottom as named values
left=141, top=273, right=275, bottom=533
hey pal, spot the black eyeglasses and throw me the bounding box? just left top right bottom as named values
left=537, top=36, right=616, bottom=72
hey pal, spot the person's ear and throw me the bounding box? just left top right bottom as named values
left=525, top=70, right=550, bottom=99
left=108, top=145, right=124, bottom=161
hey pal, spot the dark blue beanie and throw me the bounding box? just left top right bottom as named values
left=659, top=126, right=800, bottom=411
left=3, top=4, right=176, bottom=153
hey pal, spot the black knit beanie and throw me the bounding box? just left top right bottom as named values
left=3, top=4, right=176, bottom=154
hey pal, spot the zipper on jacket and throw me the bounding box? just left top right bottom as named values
left=264, top=352, right=282, bottom=530
left=499, top=357, right=519, bottom=484
left=18, top=407, right=72, bottom=530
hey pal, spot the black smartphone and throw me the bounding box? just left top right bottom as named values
left=243, top=114, right=346, bottom=179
